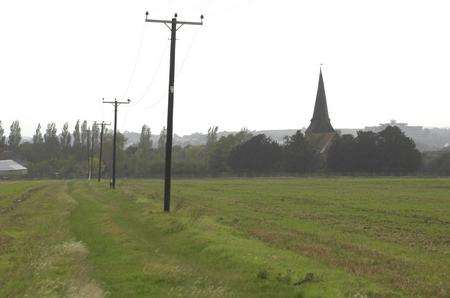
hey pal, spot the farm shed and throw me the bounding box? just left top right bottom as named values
left=0, top=160, right=28, bottom=177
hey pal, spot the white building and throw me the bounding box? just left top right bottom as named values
left=0, top=160, right=28, bottom=177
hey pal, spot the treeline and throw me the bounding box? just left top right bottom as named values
left=327, top=127, right=422, bottom=174
left=0, top=120, right=449, bottom=178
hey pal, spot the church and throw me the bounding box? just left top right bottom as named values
left=305, top=68, right=337, bottom=154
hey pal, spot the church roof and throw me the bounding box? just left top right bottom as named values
left=307, top=133, right=337, bottom=154
left=306, top=69, right=335, bottom=134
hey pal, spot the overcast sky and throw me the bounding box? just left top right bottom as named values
left=0, top=0, right=449, bottom=137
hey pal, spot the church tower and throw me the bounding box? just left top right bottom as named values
left=305, top=68, right=337, bottom=154
left=306, top=68, right=335, bottom=134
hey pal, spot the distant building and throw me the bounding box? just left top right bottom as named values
left=305, top=68, right=337, bottom=153
left=0, top=160, right=28, bottom=177
left=365, top=120, right=424, bottom=135
left=364, top=120, right=450, bottom=151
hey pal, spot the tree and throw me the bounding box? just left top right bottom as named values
left=158, top=127, right=166, bottom=151
left=91, top=122, right=100, bottom=153
left=44, top=123, right=59, bottom=157
left=73, top=120, right=82, bottom=156
left=0, top=121, right=6, bottom=153
left=209, top=129, right=253, bottom=173
left=327, top=127, right=422, bottom=174
left=429, top=151, right=450, bottom=176
left=378, top=126, right=422, bottom=173
left=282, top=131, right=319, bottom=173
left=228, top=134, right=281, bottom=174
left=33, top=124, right=44, bottom=144
left=327, top=134, right=356, bottom=172
left=138, top=125, right=152, bottom=156
left=81, top=120, right=89, bottom=153
left=8, top=121, right=21, bottom=153
left=206, top=126, right=219, bottom=148
left=60, top=122, right=71, bottom=152
left=353, top=131, right=382, bottom=173
left=205, top=126, right=219, bottom=171
left=29, top=123, right=45, bottom=161
left=86, top=129, right=91, bottom=160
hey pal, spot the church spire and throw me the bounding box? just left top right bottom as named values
left=306, top=68, right=335, bottom=134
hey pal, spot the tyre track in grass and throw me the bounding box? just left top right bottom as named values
left=0, top=184, right=48, bottom=214
left=0, top=181, right=105, bottom=297
left=68, top=181, right=235, bottom=297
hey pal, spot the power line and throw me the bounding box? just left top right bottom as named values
left=175, top=27, right=201, bottom=79
left=134, top=42, right=170, bottom=106
left=145, top=12, right=204, bottom=213
left=123, top=24, right=147, bottom=98
left=142, top=93, right=166, bottom=110
left=120, top=42, right=170, bottom=133
left=120, top=12, right=203, bottom=128
left=139, top=29, right=200, bottom=111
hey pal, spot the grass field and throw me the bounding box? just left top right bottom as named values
left=0, top=178, right=449, bottom=297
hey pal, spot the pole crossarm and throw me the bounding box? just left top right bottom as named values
left=94, top=121, right=111, bottom=126
left=145, top=12, right=204, bottom=27
left=145, top=19, right=203, bottom=26
left=102, top=98, right=131, bottom=105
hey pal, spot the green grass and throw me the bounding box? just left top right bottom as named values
left=1, top=178, right=449, bottom=297
left=0, top=181, right=103, bottom=297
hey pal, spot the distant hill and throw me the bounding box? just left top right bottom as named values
left=123, top=131, right=209, bottom=148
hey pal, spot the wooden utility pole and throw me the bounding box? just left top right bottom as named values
left=145, top=12, right=203, bottom=212
left=102, top=99, right=130, bottom=189
left=87, top=129, right=92, bottom=179
left=88, top=123, right=96, bottom=180
left=97, top=121, right=110, bottom=182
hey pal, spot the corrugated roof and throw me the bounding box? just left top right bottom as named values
left=0, top=160, right=27, bottom=171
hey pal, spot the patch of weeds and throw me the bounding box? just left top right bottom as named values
left=257, top=269, right=269, bottom=280
left=294, top=272, right=317, bottom=286
left=136, top=197, right=151, bottom=204
left=58, top=241, right=89, bottom=258
left=347, top=290, right=387, bottom=298
left=276, top=269, right=293, bottom=284
left=166, top=220, right=187, bottom=233
left=189, top=209, right=202, bottom=223
left=0, top=234, right=13, bottom=253
left=348, top=292, right=373, bottom=298
left=174, top=197, right=187, bottom=211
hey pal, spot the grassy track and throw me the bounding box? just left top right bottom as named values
left=1, top=178, right=449, bottom=297
left=0, top=181, right=103, bottom=297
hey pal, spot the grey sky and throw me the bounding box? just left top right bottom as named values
left=0, top=0, right=449, bottom=136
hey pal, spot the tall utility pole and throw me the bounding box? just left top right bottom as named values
left=102, top=99, right=130, bottom=189
left=87, top=129, right=92, bottom=179
left=97, top=121, right=110, bottom=182
left=145, top=12, right=204, bottom=212
left=88, top=123, right=96, bottom=180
